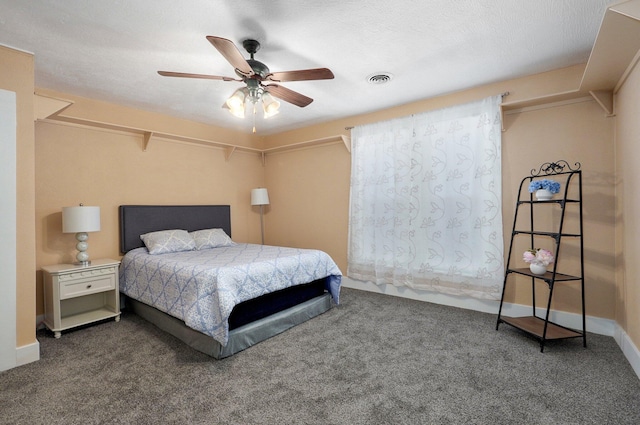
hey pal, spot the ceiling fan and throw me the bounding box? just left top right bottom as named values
left=158, top=36, right=335, bottom=122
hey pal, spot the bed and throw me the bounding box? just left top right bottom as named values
left=118, top=205, right=342, bottom=359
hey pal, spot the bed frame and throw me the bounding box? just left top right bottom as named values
left=119, top=205, right=333, bottom=359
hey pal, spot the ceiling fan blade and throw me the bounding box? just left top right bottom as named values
left=264, top=84, right=313, bottom=107
left=158, top=71, right=240, bottom=81
left=265, top=68, right=335, bottom=82
left=206, top=36, right=254, bottom=77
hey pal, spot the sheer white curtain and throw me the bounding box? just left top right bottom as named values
left=348, top=95, right=504, bottom=300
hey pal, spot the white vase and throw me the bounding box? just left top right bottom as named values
left=529, top=263, right=547, bottom=275
left=535, top=189, right=553, bottom=200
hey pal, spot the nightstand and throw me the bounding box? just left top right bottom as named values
left=42, top=258, right=121, bottom=338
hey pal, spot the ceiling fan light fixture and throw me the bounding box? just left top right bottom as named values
left=226, top=88, right=246, bottom=108
left=222, top=103, right=245, bottom=119
left=228, top=104, right=245, bottom=119
left=225, top=88, right=247, bottom=118
left=161, top=36, right=334, bottom=130
left=262, top=92, right=280, bottom=119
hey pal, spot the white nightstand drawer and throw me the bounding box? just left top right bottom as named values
left=59, top=274, right=116, bottom=299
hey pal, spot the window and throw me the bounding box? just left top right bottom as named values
left=348, top=95, right=504, bottom=300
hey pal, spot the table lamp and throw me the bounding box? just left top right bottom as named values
left=62, top=204, right=101, bottom=266
left=251, top=188, right=269, bottom=244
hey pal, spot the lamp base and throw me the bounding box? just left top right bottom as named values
left=74, top=232, right=92, bottom=266
left=260, top=205, right=265, bottom=245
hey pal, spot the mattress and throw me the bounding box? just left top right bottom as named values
left=120, top=243, right=342, bottom=345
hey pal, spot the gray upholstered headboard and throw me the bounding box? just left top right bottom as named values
left=119, top=205, right=231, bottom=253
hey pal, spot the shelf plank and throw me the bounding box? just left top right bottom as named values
left=60, top=307, right=119, bottom=330
left=500, top=316, right=582, bottom=340
left=513, top=230, right=582, bottom=238
left=508, top=268, right=581, bottom=282
left=518, top=199, right=580, bottom=204
left=580, top=4, right=640, bottom=92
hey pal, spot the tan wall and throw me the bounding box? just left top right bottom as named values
left=265, top=66, right=616, bottom=320
left=34, top=117, right=266, bottom=316
left=502, top=100, right=615, bottom=317
left=28, top=63, right=619, bottom=329
left=264, top=142, right=351, bottom=273
left=615, top=62, right=640, bottom=348
left=0, top=46, right=36, bottom=348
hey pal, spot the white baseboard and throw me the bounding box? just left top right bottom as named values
left=16, top=340, right=40, bottom=367
left=342, top=277, right=638, bottom=380
left=615, top=326, right=640, bottom=380
left=342, top=277, right=501, bottom=315
left=1, top=340, right=40, bottom=372
left=342, top=277, right=614, bottom=335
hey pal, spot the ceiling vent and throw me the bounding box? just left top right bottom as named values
left=367, top=72, right=393, bottom=85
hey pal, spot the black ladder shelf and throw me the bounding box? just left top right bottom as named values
left=496, top=160, right=586, bottom=352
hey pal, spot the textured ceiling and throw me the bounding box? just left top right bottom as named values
left=0, top=0, right=614, bottom=135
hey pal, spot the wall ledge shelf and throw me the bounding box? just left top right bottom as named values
left=35, top=94, right=350, bottom=164
left=502, top=91, right=594, bottom=115
left=263, top=135, right=351, bottom=154
left=580, top=0, right=640, bottom=94
left=34, top=93, right=74, bottom=121
left=502, top=0, right=640, bottom=117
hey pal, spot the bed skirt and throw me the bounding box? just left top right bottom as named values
left=125, top=293, right=333, bottom=359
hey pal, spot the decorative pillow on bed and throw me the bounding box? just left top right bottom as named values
left=190, top=228, right=235, bottom=250
left=140, top=229, right=196, bottom=254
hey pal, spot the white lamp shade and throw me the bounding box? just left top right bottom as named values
left=62, top=206, right=101, bottom=233
left=251, top=188, right=270, bottom=206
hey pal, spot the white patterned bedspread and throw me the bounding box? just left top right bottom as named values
left=119, top=244, right=342, bottom=345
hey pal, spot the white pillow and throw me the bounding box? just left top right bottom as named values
left=140, top=229, right=195, bottom=255
left=190, top=228, right=235, bottom=250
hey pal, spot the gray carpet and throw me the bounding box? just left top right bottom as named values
left=1, top=288, right=639, bottom=425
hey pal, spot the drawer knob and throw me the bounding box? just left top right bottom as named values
left=86, top=284, right=92, bottom=289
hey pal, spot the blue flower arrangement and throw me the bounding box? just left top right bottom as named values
left=528, top=179, right=561, bottom=194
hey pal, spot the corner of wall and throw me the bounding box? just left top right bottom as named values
left=615, top=325, right=640, bottom=380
